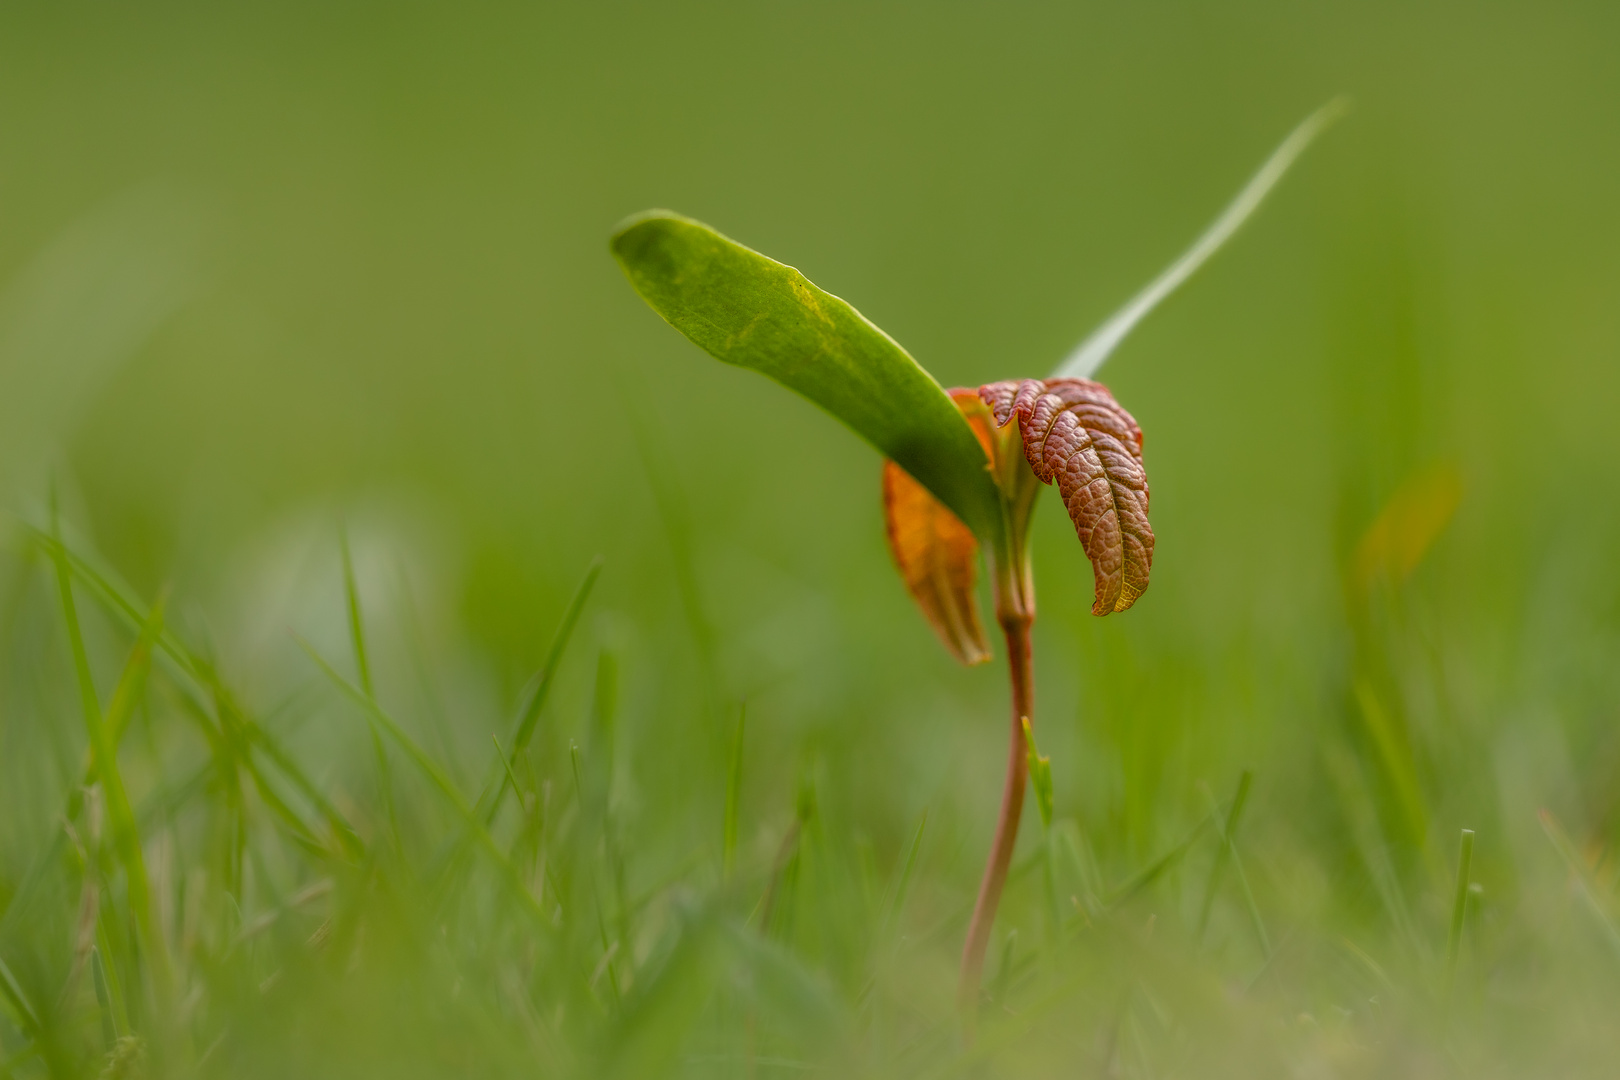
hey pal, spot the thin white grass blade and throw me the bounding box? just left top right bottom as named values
left=1054, top=97, right=1349, bottom=380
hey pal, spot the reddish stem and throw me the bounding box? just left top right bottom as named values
left=958, top=609, right=1035, bottom=1017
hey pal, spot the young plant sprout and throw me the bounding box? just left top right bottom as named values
left=612, top=100, right=1344, bottom=1015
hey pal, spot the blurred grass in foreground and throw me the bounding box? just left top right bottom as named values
left=2, top=0, right=1620, bottom=1076
left=1, top=478, right=1618, bottom=1078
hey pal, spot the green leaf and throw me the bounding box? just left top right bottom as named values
left=48, top=497, right=167, bottom=1000
left=611, top=211, right=1003, bottom=542
left=1055, top=97, right=1348, bottom=380
left=722, top=703, right=745, bottom=879
left=1022, top=717, right=1053, bottom=829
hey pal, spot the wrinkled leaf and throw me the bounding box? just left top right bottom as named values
left=982, top=377, right=1153, bottom=615
left=611, top=211, right=1002, bottom=540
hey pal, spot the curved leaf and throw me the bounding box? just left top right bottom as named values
left=1055, top=97, right=1349, bottom=380
left=882, top=460, right=988, bottom=664
left=981, top=378, right=1153, bottom=615
left=881, top=390, right=999, bottom=665
left=611, top=211, right=1002, bottom=541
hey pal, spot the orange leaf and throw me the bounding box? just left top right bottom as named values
left=883, top=458, right=991, bottom=665
left=881, top=389, right=1005, bottom=665
left=981, top=378, right=1153, bottom=616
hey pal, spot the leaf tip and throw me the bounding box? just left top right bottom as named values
left=609, top=207, right=683, bottom=243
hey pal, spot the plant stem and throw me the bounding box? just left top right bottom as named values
left=959, top=607, right=1035, bottom=1017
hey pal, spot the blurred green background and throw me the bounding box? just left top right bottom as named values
left=1, top=1, right=1618, bottom=1076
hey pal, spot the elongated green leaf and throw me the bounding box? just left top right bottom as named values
left=1055, top=97, right=1348, bottom=380
left=611, top=211, right=1002, bottom=541
left=48, top=500, right=167, bottom=1000
left=0, top=954, right=38, bottom=1035
left=722, top=704, right=745, bottom=879
left=1022, top=718, right=1053, bottom=829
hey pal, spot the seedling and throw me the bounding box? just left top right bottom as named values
left=612, top=101, right=1343, bottom=1015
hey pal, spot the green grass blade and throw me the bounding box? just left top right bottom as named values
left=1539, top=811, right=1620, bottom=963
left=101, top=596, right=164, bottom=749
left=35, top=596, right=167, bottom=883
left=629, top=415, right=722, bottom=721
left=1228, top=845, right=1271, bottom=959
left=1323, top=742, right=1425, bottom=959
left=341, top=529, right=398, bottom=847
left=29, top=526, right=203, bottom=683
left=92, top=894, right=131, bottom=1037
left=299, top=637, right=550, bottom=928
left=590, top=649, right=619, bottom=776
left=1196, top=770, right=1254, bottom=943
left=1022, top=718, right=1053, bottom=830
left=47, top=502, right=168, bottom=1002
left=188, top=680, right=337, bottom=862
left=481, top=555, right=603, bottom=825
left=0, top=955, right=39, bottom=1036
left=1445, top=828, right=1475, bottom=996
left=238, top=747, right=330, bottom=853
left=1054, top=97, right=1348, bottom=380
left=1353, top=681, right=1430, bottom=852
left=569, top=741, right=587, bottom=815
left=395, top=562, right=464, bottom=783
left=0, top=694, right=185, bottom=950
left=600, top=910, right=725, bottom=1080
left=722, top=704, right=746, bottom=879
left=302, top=636, right=467, bottom=813
left=489, top=732, right=543, bottom=867
left=175, top=683, right=359, bottom=860
left=611, top=211, right=1002, bottom=542
left=1103, top=814, right=1213, bottom=910
left=30, top=524, right=364, bottom=856
left=588, top=653, right=633, bottom=965
left=0, top=648, right=185, bottom=943
left=238, top=718, right=365, bottom=858
left=719, top=919, right=853, bottom=1048
left=879, top=810, right=928, bottom=940
left=90, top=947, right=118, bottom=1051
left=492, top=734, right=524, bottom=808
left=340, top=528, right=374, bottom=698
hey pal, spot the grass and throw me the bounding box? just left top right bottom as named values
left=0, top=479, right=1618, bottom=1080
left=4, top=0, right=1620, bottom=1071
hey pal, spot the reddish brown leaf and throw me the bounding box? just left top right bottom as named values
left=980, top=378, right=1153, bottom=616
